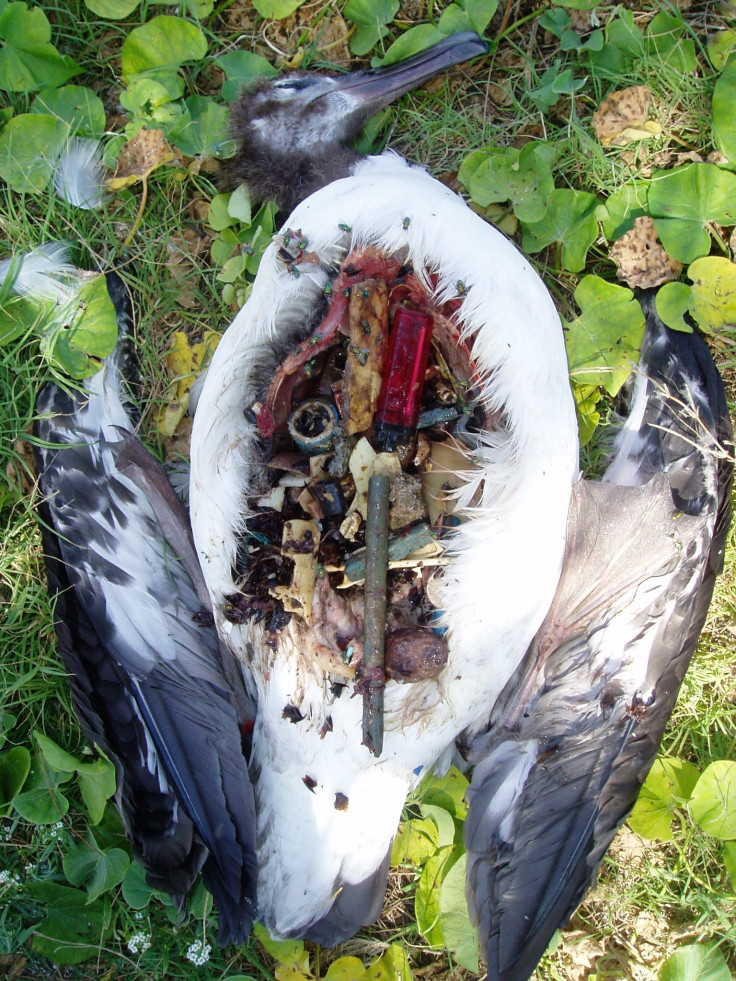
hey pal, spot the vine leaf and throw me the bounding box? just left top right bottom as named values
left=659, top=944, right=732, bottom=981
left=563, top=275, right=645, bottom=395
left=0, top=1, right=80, bottom=92
left=689, top=760, right=736, bottom=840
left=628, top=757, right=699, bottom=841
left=648, top=163, right=736, bottom=263
left=522, top=188, right=599, bottom=272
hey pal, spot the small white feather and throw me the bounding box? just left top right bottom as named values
left=54, top=137, right=106, bottom=210
left=0, top=242, right=76, bottom=302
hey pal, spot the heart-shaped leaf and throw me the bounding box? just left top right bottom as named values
left=63, top=830, right=130, bottom=903
left=648, top=163, right=736, bottom=263
left=564, top=275, right=646, bottom=394
left=689, top=760, right=736, bottom=840
left=0, top=2, right=80, bottom=92
left=345, top=0, right=399, bottom=56
left=31, top=84, right=106, bottom=137
left=628, top=757, right=700, bottom=841
left=659, top=944, right=731, bottom=981
left=0, top=112, right=67, bottom=192
left=522, top=188, right=600, bottom=272
left=121, top=16, right=207, bottom=80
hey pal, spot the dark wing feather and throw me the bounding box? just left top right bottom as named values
left=34, top=276, right=256, bottom=945
left=464, top=300, right=733, bottom=981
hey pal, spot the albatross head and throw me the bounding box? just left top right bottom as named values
left=228, top=32, right=487, bottom=211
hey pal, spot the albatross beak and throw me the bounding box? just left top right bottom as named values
left=330, top=31, right=488, bottom=113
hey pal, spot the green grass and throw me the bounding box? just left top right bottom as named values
left=1, top=0, right=736, bottom=978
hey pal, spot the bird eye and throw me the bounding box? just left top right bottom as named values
left=273, top=77, right=311, bottom=92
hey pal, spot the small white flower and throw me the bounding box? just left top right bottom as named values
left=0, top=870, right=11, bottom=885
left=185, top=939, right=211, bottom=966
left=134, top=910, right=144, bottom=920
left=127, top=931, right=152, bottom=954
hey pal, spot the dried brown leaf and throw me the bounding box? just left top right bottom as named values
left=609, top=215, right=682, bottom=289
left=592, top=86, right=662, bottom=146
left=108, top=128, right=176, bottom=188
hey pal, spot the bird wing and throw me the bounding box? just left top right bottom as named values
left=464, top=303, right=733, bottom=981
left=34, top=278, right=256, bottom=945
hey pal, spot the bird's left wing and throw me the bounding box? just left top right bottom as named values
left=463, top=474, right=725, bottom=981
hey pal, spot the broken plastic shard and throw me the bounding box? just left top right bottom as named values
left=270, top=519, right=321, bottom=622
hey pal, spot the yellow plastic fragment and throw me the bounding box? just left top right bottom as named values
left=270, top=519, right=321, bottom=623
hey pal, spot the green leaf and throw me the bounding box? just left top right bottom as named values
left=645, top=12, right=697, bottom=74
left=564, top=275, right=646, bottom=395
left=34, top=732, right=115, bottom=823
left=63, top=831, right=130, bottom=902
left=529, top=63, right=587, bottom=110
left=0, top=112, right=67, bottom=192
left=326, top=957, right=368, bottom=980
left=30, top=885, right=108, bottom=965
left=655, top=282, right=693, bottom=334
left=601, top=181, right=649, bottom=240
left=628, top=757, right=700, bottom=841
left=122, top=860, right=159, bottom=908
left=31, top=84, right=106, bottom=137
left=659, top=944, right=732, bottom=981
left=0, top=710, right=17, bottom=749
left=415, top=845, right=455, bottom=947
left=689, top=760, right=736, bottom=840
left=228, top=183, right=252, bottom=223
left=170, top=95, right=230, bottom=156
left=713, top=58, right=736, bottom=165
left=151, top=0, right=213, bottom=14
left=391, top=816, right=439, bottom=866
left=571, top=380, right=601, bottom=446
left=437, top=5, right=474, bottom=36
left=12, top=752, right=71, bottom=824
left=522, top=188, right=599, bottom=272
left=43, top=274, right=119, bottom=379
left=648, top=163, right=736, bottom=263
left=538, top=8, right=570, bottom=39
left=119, top=73, right=184, bottom=117
left=0, top=2, right=80, bottom=92
left=708, top=29, right=736, bottom=70
left=723, top=840, right=736, bottom=890
left=121, top=16, right=207, bottom=80
left=217, top=49, right=278, bottom=102
left=364, top=943, right=413, bottom=981
left=253, top=0, right=306, bottom=18
left=459, top=0, right=499, bottom=34
left=688, top=257, right=736, bottom=334
left=85, top=0, right=140, bottom=16
left=345, top=0, right=399, bottom=57
left=418, top=766, right=469, bottom=819
left=35, top=731, right=84, bottom=773
left=209, top=192, right=239, bottom=231
left=374, top=24, right=446, bottom=67
left=0, top=745, right=31, bottom=815
left=253, top=922, right=305, bottom=964
left=439, top=852, right=479, bottom=972
left=459, top=142, right=557, bottom=223
left=421, top=803, right=457, bottom=849
left=76, top=757, right=116, bottom=824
